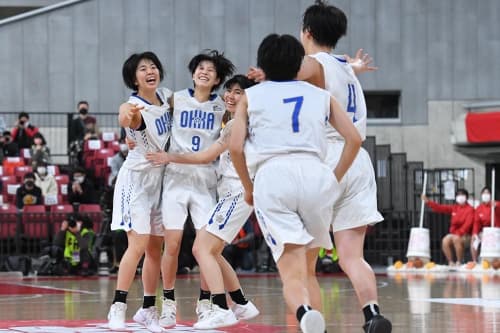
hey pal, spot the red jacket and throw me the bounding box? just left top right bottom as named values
left=472, top=201, right=500, bottom=235
left=426, top=201, right=474, bottom=236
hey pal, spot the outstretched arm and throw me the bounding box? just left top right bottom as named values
left=118, top=103, right=144, bottom=129
left=345, top=48, right=378, bottom=75
left=229, top=95, right=253, bottom=206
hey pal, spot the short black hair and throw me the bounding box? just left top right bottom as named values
left=188, top=50, right=235, bottom=92
left=223, top=75, right=256, bottom=90
left=2, top=131, right=11, bottom=137
left=73, top=166, right=86, bottom=175
left=481, top=186, right=491, bottom=194
left=257, top=34, right=305, bottom=81
left=302, top=0, right=347, bottom=49
left=24, top=172, right=35, bottom=180
left=122, top=51, right=164, bottom=90
left=77, top=101, right=89, bottom=107
left=456, top=188, right=469, bottom=198
left=18, top=112, right=29, bottom=120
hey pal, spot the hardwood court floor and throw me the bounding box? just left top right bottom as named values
left=0, top=271, right=499, bottom=332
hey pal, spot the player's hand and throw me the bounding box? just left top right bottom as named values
left=243, top=188, right=254, bottom=206
left=421, top=194, right=428, bottom=202
left=146, top=152, right=170, bottom=166
left=125, top=137, right=136, bottom=150
left=126, top=104, right=144, bottom=127
left=247, top=66, right=266, bottom=82
left=345, top=49, right=378, bottom=75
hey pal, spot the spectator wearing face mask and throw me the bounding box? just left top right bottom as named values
left=34, top=162, right=58, bottom=197
left=470, top=186, right=500, bottom=262
left=1, top=130, right=20, bottom=159
left=16, top=172, right=42, bottom=209
left=108, top=142, right=128, bottom=186
left=11, top=112, right=40, bottom=149
left=421, top=189, right=474, bottom=266
left=69, top=167, right=97, bottom=205
left=69, top=101, right=96, bottom=144
left=30, top=133, right=51, bottom=168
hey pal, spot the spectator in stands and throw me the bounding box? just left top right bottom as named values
left=108, top=142, right=128, bottom=186
left=69, top=167, right=97, bottom=205
left=34, top=161, right=58, bottom=197
left=53, top=214, right=96, bottom=276
left=15, top=172, right=42, bottom=209
left=422, top=189, right=474, bottom=266
left=471, top=186, right=500, bottom=262
left=222, top=219, right=255, bottom=272
left=11, top=112, right=39, bottom=149
left=69, top=101, right=96, bottom=143
left=30, top=132, right=51, bottom=168
left=1, top=130, right=20, bottom=158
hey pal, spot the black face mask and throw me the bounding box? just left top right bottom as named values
left=19, top=120, right=25, bottom=126
left=79, top=108, right=88, bottom=115
left=25, top=180, right=34, bottom=188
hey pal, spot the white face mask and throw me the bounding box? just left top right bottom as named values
left=481, top=193, right=491, bottom=203
left=37, top=166, right=47, bottom=176
left=456, top=195, right=467, bottom=205
left=74, top=176, right=85, bottom=184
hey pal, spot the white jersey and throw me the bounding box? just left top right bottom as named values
left=167, top=88, right=225, bottom=174
left=244, top=80, right=331, bottom=169
left=123, top=87, right=172, bottom=171
left=217, top=120, right=239, bottom=180
left=309, top=52, right=367, bottom=140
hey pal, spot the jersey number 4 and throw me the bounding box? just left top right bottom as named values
left=347, top=83, right=357, bottom=122
left=283, top=96, right=303, bottom=133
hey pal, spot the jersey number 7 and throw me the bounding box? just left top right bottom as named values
left=283, top=96, right=304, bottom=133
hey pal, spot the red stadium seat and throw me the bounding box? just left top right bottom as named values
left=3, top=179, right=21, bottom=204
left=78, top=204, right=103, bottom=233
left=0, top=203, right=18, bottom=239
left=107, top=140, right=121, bottom=152
left=101, top=132, right=118, bottom=142
left=50, top=204, right=74, bottom=233
left=14, top=166, right=33, bottom=182
left=2, top=157, right=24, bottom=176
left=22, top=205, right=49, bottom=239
left=55, top=175, right=70, bottom=203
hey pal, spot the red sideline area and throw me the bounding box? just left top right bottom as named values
left=465, top=111, right=500, bottom=143
left=0, top=282, right=64, bottom=295
left=0, top=320, right=283, bottom=332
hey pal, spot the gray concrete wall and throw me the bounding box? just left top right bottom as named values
left=0, top=0, right=498, bottom=122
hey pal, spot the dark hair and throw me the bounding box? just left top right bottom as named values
left=302, top=0, right=347, bottom=49
left=188, top=50, right=235, bottom=92
left=223, top=75, right=256, bottom=90
left=33, top=132, right=47, bottom=145
left=77, top=101, right=89, bottom=107
left=122, top=51, right=164, bottom=90
left=481, top=186, right=491, bottom=194
left=24, top=172, right=35, bottom=180
left=73, top=166, right=86, bottom=176
left=18, top=112, right=29, bottom=120
left=257, top=34, right=305, bottom=81
left=456, top=188, right=469, bottom=198
left=79, top=214, right=94, bottom=230
left=3, top=131, right=11, bottom=137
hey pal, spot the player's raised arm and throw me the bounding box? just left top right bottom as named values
left=229, top=94, right=253, bottom=205
left=328, top=96, right=362, bottom=182
left=118, top=102, right=143, bottom=129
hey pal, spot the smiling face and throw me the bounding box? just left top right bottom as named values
left=223, top=83, right=244, bottom=114
left=135, top=58, right=160, bottom=92
left=192, top=60, right=220, bottom=90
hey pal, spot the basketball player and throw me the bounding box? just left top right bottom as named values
left=247, top=2, right=392, bottom=331
left=299, top=2, right=391, bottom=332
left=146, top=75, right=259, bottom=329
left=107, top=52, right=171, bottom=332
left=156, top=50, right=235, bottom=327
left=230, top=34, right=362, bottom=333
